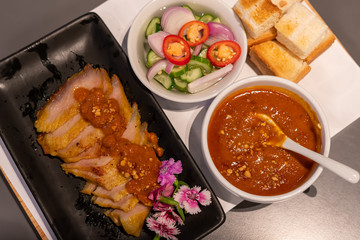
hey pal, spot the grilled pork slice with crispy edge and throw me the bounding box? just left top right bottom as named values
left=122, top=103, right=142, bottom=144
left=63, top=141, right=102, bottom=163
left=80, top=182, right=98, bottom=195
left=92, top=194, right=139, bottom=212
left=93, top=180, right=130, bottom=202
left=37, top=114, right=89, bottom=155
left=109, top=75, right=133, bottom=123
left=35, top=64, right=112, bottom=133
left=81, top=180, right=130, bottom=202
left=56, top=125, right=104, bottom=160
left=104, top=203, right=151, bottom=237
left=61, top=156, right=128, bottom=190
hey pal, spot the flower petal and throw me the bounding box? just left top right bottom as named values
left=158, top=172, right=176, bottom=186
left=155, top=209, right=184, bottom=226
left=169, top=160, right=182, bottom=174
left=173, top=185, right=190, bottom=204
left=197, top=189, right=212, bottom=206
left=158, top=158, right=183, bottom=186
left=148, top=183, right=174, bottom=201
left=160, top=158, right=183, bottom=175
left=146, top=216, right=180, bottom=240
left=153, top=201, right=173, bottom=212
left=162, top=183, right=175, bottom=197
left=183, top=198, right=201, bottom=215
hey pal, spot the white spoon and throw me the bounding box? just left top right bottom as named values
left=254, top=113, right=359, bottom=184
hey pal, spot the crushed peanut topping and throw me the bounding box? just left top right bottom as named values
left=272, top=176, right=279, bottom=181
left=120, top=159, right=126, bottom=167
left=244, top=170, right=251, bottom=178
left=239, top=165, right=247, bottom=171
left=226, top=169, right=233, bottom=175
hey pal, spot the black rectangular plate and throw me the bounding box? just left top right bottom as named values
left=0, top=13, right=225, bottom=239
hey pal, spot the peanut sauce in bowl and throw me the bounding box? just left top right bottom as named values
left=202, top=76, right=330, bottom=203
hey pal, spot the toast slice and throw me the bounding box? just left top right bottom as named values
left=249, top=40, right=311, bottom=82
left=247, top=27, right=277, bottom=47
left=270, top=0, right=300, bottom=12
left=305, top=28, right=336, bottom=63
left=275, top=2, right=330, bottom=59
left=233, top=0, right=281, bottom=39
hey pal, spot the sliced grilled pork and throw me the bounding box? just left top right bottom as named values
left=35, top=64, right=110, bottom=133
left=104, top=203, right=151, bottom=237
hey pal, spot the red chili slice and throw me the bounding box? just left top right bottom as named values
left=162, top=35, right=191, bottom=65
left=207, top=40, right=241, bottom=67
left=178, top=20, right=209, bottom=47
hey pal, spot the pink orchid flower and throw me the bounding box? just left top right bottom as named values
left=173, top=185, right=212, bottom=215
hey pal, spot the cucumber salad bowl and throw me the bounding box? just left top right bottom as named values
left=128, top=0, right=247, bottom=103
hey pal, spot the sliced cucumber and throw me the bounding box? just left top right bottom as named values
left=181, top=5, right=193, bottom=14
left=170, top=65, right=188, bottom=78
left=146, top=50, right=162, bottom=68
left=145, top=17, right=161, bottom=38
left=174, top=78, right=188, bottom=92
left=194, top=15, right=201, bottom=21
left=180, top=68, right=203, bottom=83
left=200, top=14, right=214, bottom=23
left=154, top=71, right=173, bottom=90
left=188, top=56, right=212, bottom=74
left=212, top=17, right=221, bottom=23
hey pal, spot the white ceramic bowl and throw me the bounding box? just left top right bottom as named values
left=201, top=76, right=331, bottom=203
left=128, top=0, right=247, bottom=103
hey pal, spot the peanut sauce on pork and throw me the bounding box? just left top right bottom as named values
left=74, top=87, right=162, bottom=206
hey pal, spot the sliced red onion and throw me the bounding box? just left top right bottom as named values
left=161, top=7, right=195, bottom=35
left=204, top=22, right=235, bottom=46
left=187, top=64, right=233, bottom=93
left=148, top=31, right=169, bottom=58
left=165, top=62, right=174, bottom=74
left=147, top=59, right=168, bottom=81
left=192, top=44, right=202, bottom=56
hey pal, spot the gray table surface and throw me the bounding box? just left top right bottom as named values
left=0, top=0, right=359, bottom=239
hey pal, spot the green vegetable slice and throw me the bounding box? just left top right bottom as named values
left=199, top=14, right=214, bottom=23
left=174, top=78, right=188, bottom=92
left=188, top=56, right=212, bottom=74
left=146, top=49, right=162, bottom=68
left=154, top=71, right=173, bottom=90
left=145, top=17, right=161, bottom=38
left=212, top=17, right=221, bottom=23
left=181, top=5, right=193, bottom=14
left=170, top=65, right=188, bottom=78
left=180, top=68, right=203, bottom=83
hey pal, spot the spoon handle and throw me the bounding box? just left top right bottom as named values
left=283, top=138, right=360, bottom=184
